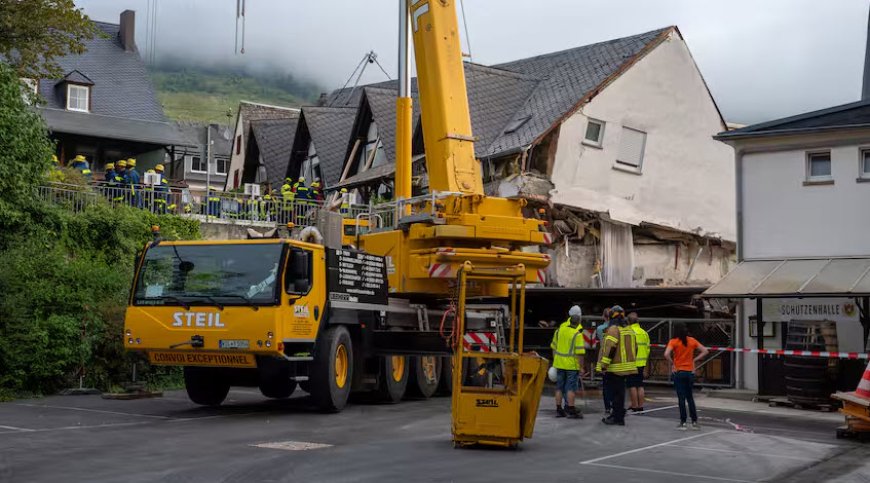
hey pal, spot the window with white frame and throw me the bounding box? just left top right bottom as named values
left=860, top=149, right=870, bottom=179
left=66, top=84, right=89, bottom=112
left=187, top=155, right=206, bottom=173
left=616, top=126, right=647, bottom=171
left=806, top=151, right=832, bottom=181
left=215, top=157, right=229, bottom=175
left=583, top=119, right=605, bottom=147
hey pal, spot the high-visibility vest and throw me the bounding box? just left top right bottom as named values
left=598, top=326, right=637, bottom=375
left=630, top=323, right=650, bottom=368
left=550, top=320, right=585, bottom=371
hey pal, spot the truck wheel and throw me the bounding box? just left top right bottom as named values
left=436, top=356, right=454, bottom=396
left=406, top=356, right=441, bottom=399
left=377, top=355, right=409, bottom=403
left=184, top=367, right=230, bottom=406
left=309, top=326, right=353, bottom=412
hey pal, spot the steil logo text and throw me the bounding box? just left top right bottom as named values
left=173, top=312, right=224, bottom=328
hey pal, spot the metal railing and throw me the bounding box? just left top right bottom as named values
left=367, top=191, right=465, bottom=232
left=37, top=182, right=370, bottom=228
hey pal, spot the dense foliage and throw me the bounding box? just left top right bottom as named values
left=0, top=0, right=99, bottom=79
left=0, top=62, right=200, bottom=398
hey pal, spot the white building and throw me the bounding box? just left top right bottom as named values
left=711, top=100, right=870, bottom=394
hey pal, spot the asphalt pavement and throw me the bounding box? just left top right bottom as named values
left=0, top=387, right=868, bottom=482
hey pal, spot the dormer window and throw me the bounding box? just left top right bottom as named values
left=67, top=84, right=90, bottom=112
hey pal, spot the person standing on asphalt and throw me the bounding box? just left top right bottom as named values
left=664, top=323, right=709, bottom=431
left=595, top=307, right=613, bottom=416
left=627, top=312, right=650, bottom=412
left=596, top=305, right=637, bottom=426
left=550, top=305, right=586, bottom=419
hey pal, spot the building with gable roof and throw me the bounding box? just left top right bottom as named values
left=33, top=10, right=183, bottom=175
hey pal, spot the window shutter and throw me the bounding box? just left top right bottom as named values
left=617, top=127, right=647, bottom=168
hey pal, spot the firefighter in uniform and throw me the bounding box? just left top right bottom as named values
left=70, top=154, right=92, bottom=182
left=550, top=305, right=585, bottom=419
left=294, top=176, right=310, bottom=225
left=126, top=159, right=141, bottom=208
left=596, top=305, right=637, bottom=426
left=153, top=164, right=170, bottom=214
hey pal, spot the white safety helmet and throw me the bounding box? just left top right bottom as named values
left=547, top=366, right=558, bottom=383
left=568, top=305, right=582, bottom=318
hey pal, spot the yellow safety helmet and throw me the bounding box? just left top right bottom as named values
left=155, top=164, right=164, bottom=172
left=106, top=163, right=115, bottom=170
left=298, top=176, right=305, bottom=182
left=74, top=154, right=86, bottom=162
left=51, top=155, right=59, bottom=164
left=285, top=177, right=292, bottom=183
left=117, top=160, right=127, bottom=168
left=340, top=188, right=348, bottom=193
left=146, top=169, right=156, bottom=174
left=127, top=158, right=137, bottom=167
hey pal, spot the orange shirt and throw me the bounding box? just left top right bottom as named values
left=667, top=336, right=700, bottom=372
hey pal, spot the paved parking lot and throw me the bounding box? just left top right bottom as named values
left=0, top=389, right=867, bottom=482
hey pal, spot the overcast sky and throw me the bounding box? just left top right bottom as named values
left=76, top=0, right=870, bottom=124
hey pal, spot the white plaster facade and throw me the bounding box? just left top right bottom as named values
left=549, top=31, right=736, bottom=241
left=720, top=126, right=870, bottom=391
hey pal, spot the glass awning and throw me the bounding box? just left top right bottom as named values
left=703, top=258, right=870, bottom=298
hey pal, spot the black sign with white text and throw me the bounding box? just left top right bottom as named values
left=326, top=248, right=388, bottom=305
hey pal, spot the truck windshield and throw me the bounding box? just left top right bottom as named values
left=133, top=243, right=284, bottom=306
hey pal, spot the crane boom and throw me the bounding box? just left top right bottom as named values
left=409, top=0, right=483, bottom=195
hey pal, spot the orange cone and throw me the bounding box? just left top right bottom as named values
left=857, top=361, right=870, bottom=400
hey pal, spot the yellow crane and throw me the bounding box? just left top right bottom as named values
left=123, top=0, right=549, bottom=449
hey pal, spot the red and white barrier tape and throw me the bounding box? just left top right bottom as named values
left=649, top=343, right=868, bottom=360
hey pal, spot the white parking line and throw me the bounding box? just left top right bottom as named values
left=669, top=443, right=809, bottom=461
left=580, top=430, right=724, bottom=465
left=583, top=462, right=754, bottom=483
left=630, top=405, right=678, bottom=415
left=12, top=403, right=176, bottom=420
left=0, top=421, right=151, bottom=435
left=0, top=425, right=34, bottom=432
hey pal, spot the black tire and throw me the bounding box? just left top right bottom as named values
left=376, top=355, right=409, bottom=403
left=309, top=326, right=353, bottom=412
left=184, top=366, right=230, bottom=406
left=436, top=356, right=453, bottom=396
left=406, top=356, right=441, bottom=399
left=299, top=380, right=311, bottom=393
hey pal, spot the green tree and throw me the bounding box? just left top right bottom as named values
left=0, top=0, right=98, bottom=79
left=0, top=62, right=54, bottom=244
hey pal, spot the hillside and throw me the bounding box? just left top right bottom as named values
left=149, top=62, right=323, bottom=123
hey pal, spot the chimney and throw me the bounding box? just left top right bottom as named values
left=119, top=10, right=137, bottom=53
left=317, top=92, right=328, bottom=106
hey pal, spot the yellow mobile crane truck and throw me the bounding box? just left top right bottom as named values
left=125, top=0, right=549, bottom=446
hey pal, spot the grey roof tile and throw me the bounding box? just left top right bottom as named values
left=716, top=98, right=870, bottom=140
left=250, top=115, right=300, bottom=190
left=299, top=106, right=358, bottom=187
left=38, top=21, right=167, bottom=123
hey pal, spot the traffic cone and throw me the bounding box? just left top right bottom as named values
left=856, top=361, right=870, bottom=400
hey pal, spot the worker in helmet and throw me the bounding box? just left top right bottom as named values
left=154, top=164, right=170, bottom=214
left=550, top=305, right=585, bottom=419
left=126, top=158, right=141, bottom=208
left=112, top=160, right=127, bottom=206
left=293, top=176, right=310, bottom=225
left=280, top=177, right=295, bottom=224
left=596, top=305, right=637, bottom=426
left=47, top=154, right=65, bottom=182
left=339, top=188, right=350, bottom=217
left=311, top=179, right=323, bottom=201
left=70, top=154, right=93, bottom=182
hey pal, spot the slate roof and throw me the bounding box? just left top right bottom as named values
left=38, top=21, right=167, bottom=123
left=250, top=116, right=300, bottom=190
left=715, top=99, right=870, bottom=141
left=174, top=122, right=233, bottom=156
left=297, top=106, right=358, bottom=187
left=488, top=27, right=671, bottom=155
left=325, top=27, right=672, bottom=179
left=58, top=70, right=94, bottom=86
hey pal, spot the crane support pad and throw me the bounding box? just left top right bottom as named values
left=371, top=330, right=453, bottom=355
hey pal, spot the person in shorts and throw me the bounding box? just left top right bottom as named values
left=550, top=305, right=585, bottom=419
left=627, top=312, right=649, bottom=412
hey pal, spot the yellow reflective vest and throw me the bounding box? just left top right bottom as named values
left=630, top=323, right=650, bottom=368
left=550, top=320, right=585, bottom=371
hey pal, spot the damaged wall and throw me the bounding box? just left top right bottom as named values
left=549, top=238, right=734, bottom=288
left=548, top=30, right=735, bottom=241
